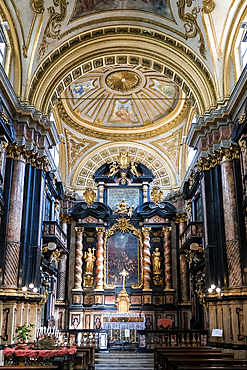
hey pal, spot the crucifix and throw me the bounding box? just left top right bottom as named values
left=119, top=269, right=129, bottom=290
left=92, top=247, right=96, bottom=255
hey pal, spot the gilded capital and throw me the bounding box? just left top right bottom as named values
left=96, top=227, right=105, bottom=235
left=219, top=144, right=240, bottom=163
left=162, top=226, right=172, bottom=236
left=6, top=143, right=26, bottom=161
left=75, top=227, right=84, bottom=237
left=142, top=227, right=151, bottom=236
left=174, top=213, right=187, bottom=224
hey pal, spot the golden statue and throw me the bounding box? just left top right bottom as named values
left=152, top=248, right=161, bottom=274
left=118, top=151, right=129, bottom=169
left=84, top=248, right=96, bottom=274
left=83, top=188, right=96, bottom=206
left=130, top=162, right=139, bottom=177
left=127, top=205, right=134, bottom=218
left=151, top=187, right=163, bottom=205
left=109, top=161, right=118, bottom=177
left=83, top=274, right=94, bottom=287
left=114, top=199, right=129, bottom=214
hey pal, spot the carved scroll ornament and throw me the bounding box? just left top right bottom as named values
left=177, top=0, right=206, bottom=59
left=38, top=0, right=69, bottom=60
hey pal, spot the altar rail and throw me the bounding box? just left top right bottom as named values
left=137, top=329, right=209, bottom=350
left=59, top=329, right=108, bottom=349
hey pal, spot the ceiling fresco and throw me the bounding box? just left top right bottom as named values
left=64, top=65, right=180, bottom=128
left=70, top=0, right=174, bottom=21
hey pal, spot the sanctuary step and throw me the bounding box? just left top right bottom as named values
left=95, top=352, right=154, bottom=370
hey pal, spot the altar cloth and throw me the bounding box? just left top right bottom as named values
left=102, top=312, right=145, bottom=330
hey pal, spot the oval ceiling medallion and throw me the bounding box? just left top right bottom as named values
left=105, top=70, right=142, bottom=92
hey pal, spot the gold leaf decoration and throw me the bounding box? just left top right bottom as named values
left=202, top=0, right=215, bottom=13
left=31, top=0, right=45, bottom=13
left=105, top=70, right=141, bottom=92
left=177, top=0, right=206, bottom=59
left=38, top=0, right=69, bottom=60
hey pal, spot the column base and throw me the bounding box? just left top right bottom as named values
left=143, top=288, right=152, bottom=292
left=163, top=288, right=175, bottom=292
left=94, top=288, right=104, bottom=292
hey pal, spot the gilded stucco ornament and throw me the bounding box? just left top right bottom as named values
left=177, top=0, right=206, bottom=59
left=105, top=70, right=141, bottom=92
left=38, top=0, right=69, bottom=59
left=83, top=188, right=96, bottom=205
left=31, top=0, right=45, bottom=13
left=201, top=0, right=215, bottom=13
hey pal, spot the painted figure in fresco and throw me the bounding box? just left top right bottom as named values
left=72, top=317, right=79, bottom=329
left=152, top=247, right=161, bottom=274
left=76, top=0, right=95, bottom=13
left=84, top=248, right=96, bottom=274
left=94, top=317, right=102, bottom=329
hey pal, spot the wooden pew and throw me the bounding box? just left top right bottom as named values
left=76, top=346, right=95, bottom=370
left=154, top=347, right=224, bottom=370
left=167, top=358, right=247, bottom=370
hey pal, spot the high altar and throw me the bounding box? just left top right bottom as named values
left=68, top=152, right=179, bottom=343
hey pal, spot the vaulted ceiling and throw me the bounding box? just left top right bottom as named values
left=1, top=0, right=246, bottom=195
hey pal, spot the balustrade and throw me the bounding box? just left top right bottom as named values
left=60, top=329, right=108, bottom=349
left=42, top=221, right=67, bottom=249
left=180, top=222, right=203, bottom=249
left=138, top=329, right=208, bottom=350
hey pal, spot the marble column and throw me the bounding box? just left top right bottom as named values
left=220, top=146, right=242, bottom=287
left=142, top=185, right=148, bottom=203
left=3, top=144, right=26, bottom=289
left=74, top=227, right=84, bottom=290
left=163, top=226, right=172, bottom=290
left=98, top=185, right=104, bottom=203
left=175, top=213, right=187, bottom=248
left=142, top=227, right=152, bottom=291
left=179, top=254, right=189, bottom=301
left=57, top=254, right=67, bottom=302
left=95, top=227, right=105, bottom=290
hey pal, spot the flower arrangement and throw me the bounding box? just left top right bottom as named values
left=15, top=323, right=35, bottom=343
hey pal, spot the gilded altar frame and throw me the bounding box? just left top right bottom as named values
left=103, top=217, right=143, bottom=289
